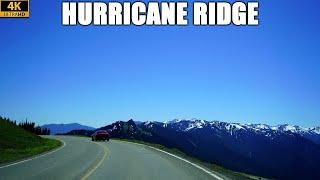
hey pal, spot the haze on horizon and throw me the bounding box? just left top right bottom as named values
left=0, top=0, right=319, bottom=128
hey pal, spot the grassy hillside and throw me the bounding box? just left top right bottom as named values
left=0, top=119, right=61, bottom=164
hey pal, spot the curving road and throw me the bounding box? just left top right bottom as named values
left=0, top=136, right=223, bottom=180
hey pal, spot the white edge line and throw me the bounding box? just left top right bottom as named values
left=118, top=140, right=224, bottom=180
left=0, top=139, right=66, bottom=169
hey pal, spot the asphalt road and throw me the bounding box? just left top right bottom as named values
left=0, top=136, right=223, bottom=180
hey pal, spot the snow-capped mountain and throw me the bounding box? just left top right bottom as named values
left=310, top=126, right=320, bottom=134
left=141, top=119, right=320, bottom=144
left=163, top=119, right=317, bottom=133
left=138, top=119, right=320, bottom=179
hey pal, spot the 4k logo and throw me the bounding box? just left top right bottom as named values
left=0, top=0, right=29, bottom=17
left=7, top=2, right=22, bottom=10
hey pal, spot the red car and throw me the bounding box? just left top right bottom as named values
left=91, top=130, right=110, bottom=141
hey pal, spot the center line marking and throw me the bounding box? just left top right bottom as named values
left=81, top=141, right=109, bottom=180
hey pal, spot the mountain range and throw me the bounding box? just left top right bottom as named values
left=62, top=119, right=320, bottom=179
left=41, top=123, right=95, bottom=135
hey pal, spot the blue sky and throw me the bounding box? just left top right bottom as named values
left=0, top=0, right=319, bottom=128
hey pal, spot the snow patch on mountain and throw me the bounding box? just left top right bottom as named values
left=159, top=119, right=320, bottom=140
left=185, top=120, right=205, bottom=131
left=309, top=127, right=320, bottom=135
left=226, top=123, right=245, bottom=131
left=143, top=121, right=154, bottom=128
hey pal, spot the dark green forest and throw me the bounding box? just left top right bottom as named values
left=0, top=116, right=50, bottom=135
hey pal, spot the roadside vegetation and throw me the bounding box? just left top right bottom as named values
left=1, top=116, right=51, bottom=135
left=0, top=117, right=62, bottom=164
left=113, top=138, right=264, bottom=180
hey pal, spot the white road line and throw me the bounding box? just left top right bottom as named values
left=118, top=140, right=224, bottom=180
left=0, top=139, right=66, bottom=169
